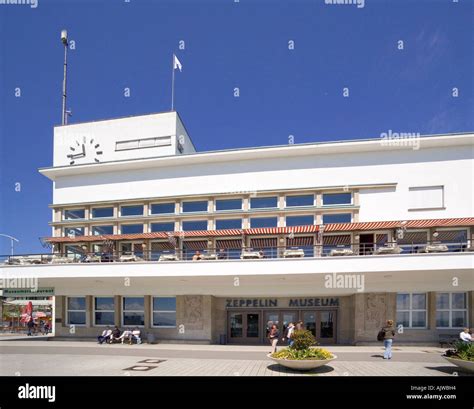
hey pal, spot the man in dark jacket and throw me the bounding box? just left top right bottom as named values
left=382, top=319, right=395, bottom=359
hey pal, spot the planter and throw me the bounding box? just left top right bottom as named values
left=443, top=356, right=474, bottom=373
left=267, top=353, right=337, bottom=371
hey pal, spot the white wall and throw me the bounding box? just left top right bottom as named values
left=51, top=145, right=473, bottom=221
left=53, top=112, right=195, bottom=167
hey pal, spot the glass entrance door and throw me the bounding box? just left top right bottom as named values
left=228, top=311, right=260, bottom=343
left=302, top=310, right=337, bottom=344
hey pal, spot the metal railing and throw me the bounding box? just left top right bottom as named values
left=1, top=241, right=472, bottom=265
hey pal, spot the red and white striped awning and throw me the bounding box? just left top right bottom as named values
left=398, top=231, right=429, bottom=244
left=323, top=235, right=351, bottom=246
left=435, top=229, right=468, bottom=242
left=286, top=236, right=314, bottom=247
left=216, top=239, right=243, bottom=249
left=43, top=217, right=474, bottom=243
left=182, top=240, right=208, bottom=250
left=250, top=238, right=278, bottom=249
left=376, top=234, right=388, bottom=245
left=151, top=241, right=175, bottom=251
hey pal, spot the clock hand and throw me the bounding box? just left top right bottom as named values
left=82, top=144, right=85, bottom=155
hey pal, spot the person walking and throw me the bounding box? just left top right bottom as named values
left=283, top=322, right=295, bottom=347
left=295, top=320, right=304, bottom=331
left=382, top=319, right=395, bottom=359
left=268, top=324, right=279, bottom=354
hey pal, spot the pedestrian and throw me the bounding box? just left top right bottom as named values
left=283, top=322, right=295, bottom=347
left=27, top=319, right=35, bottom=336
left=382, top=319, right=395, bottom=359
left=268, top=324, right=279, bottom=354
left=295, top=320, right=304, bottom=331
left=97, top=326, right=112, bottom=344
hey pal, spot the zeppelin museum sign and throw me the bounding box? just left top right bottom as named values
left=225, top=297, right=340, bottom=308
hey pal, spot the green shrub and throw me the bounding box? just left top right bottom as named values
left=272, top=347, right=333, bottom=360
left=290, top=330, right=318, bottom=350
left=453, top=341, right=474, bottom=362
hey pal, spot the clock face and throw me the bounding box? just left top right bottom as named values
left=67, top=136, right=103, bottom=165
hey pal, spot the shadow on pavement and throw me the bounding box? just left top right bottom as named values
left=267, top=363, right=335, bottom=375
left=425, top=366, right=474, bottom=376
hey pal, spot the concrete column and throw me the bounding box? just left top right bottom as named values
left=175, top=202, right=181, bottom=214
left=86, top=296, right=93, bottom=328
left=469, top=291, right=474, bottom=329
left=278, top=195, right=284, bottom=210
left=115, top=296, right=121, bottom=327
left=278, top=214, right=285, bottom=227
left=243, top=197, right=249, bottom=211
left=315, top=191, right=322, bottom=207
left=428, top=292, right=437, bottom=330
left=208, top=199, right=214, bottom=213
left=144, top=296, right=152, bottom=330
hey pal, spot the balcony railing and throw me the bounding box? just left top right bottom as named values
left=1, top=241, right=472, bottom=266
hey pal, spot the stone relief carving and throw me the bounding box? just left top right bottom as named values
left=365, top=293, right=386, bottom=330
left=183, top=295, right=203, bottom=330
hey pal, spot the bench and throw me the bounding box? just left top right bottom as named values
left=439, top=333, right=459, bottom=348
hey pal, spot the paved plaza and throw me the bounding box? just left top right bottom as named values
left=0, top=339, right=471, bottom=377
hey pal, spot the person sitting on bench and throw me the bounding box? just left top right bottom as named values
left=118, top=328, right=133, bottom=344
left=460, top=328, right=473, bottom=343
left=109, top=326, right=122, bottom=343
left=131, top=327, right=142, bottom=344
left=97, top=326, right=112, bottom=344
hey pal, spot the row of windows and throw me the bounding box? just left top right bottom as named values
left=64, top=213, right=353, bottom=236
left=396, top=292, right=469, bottom=329
left=63, top=193, right=353, bottom=220
left=67, top=297, right=176, bottom=327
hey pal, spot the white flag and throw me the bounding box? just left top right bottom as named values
left=173, top=54, right=182, bottom=72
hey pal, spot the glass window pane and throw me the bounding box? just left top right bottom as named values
left=250, top=197, right=278, bottom=209
left=150, top=203, right=175, bottom=214
left=121, top=205, right=143, bottom=217
left=436, top=311, right=450, bottom=327
left=230, top=313, right=243, bottom=337
left=68, top=311, right=86, bottom=325
left=215, top=219, right=242, bottom=230
left=286, top=195, right=314, bottom=207
left=303, top=312, right=316, bottom=337
left=121, top=224, right=143, bottom=234
left=123, top=297, right=144, bottom=311
left=92, top=207, right=113, bottom=218
left=396, top=311, right=410, bottom=328
left=250, top=217, right=278, bottom=228
left=95, top=312, right=115, bottom=326
left=92, top=225, right=113, bottom=235
left=322, top=193, right=352, bottom=206
left=452, top=293, right=466, bottom=309
left=396, top=294, right=410, bottom=310
left=322, top=214, right=352, bottom=224
left=215, top=199, right=242, bottom=211
left=452, top=311, right=467, bottom=328
left=150, top=222, right=175, bottom=232
left=182, top=201, right=208, bottom=213
left=411, top=311, right=426, bottom=328
left=68, top=297, right=86, bottom=310
left=64, top=209, right=85, bottom=220
left=95, top=297, right=114, bottom=311
left=65, top=227, right=84, bottom=237
left=412, top=294, right=426, bottom=310
left=153, top=312, right=176, bottom=327
left=286, top=215, right=314, bottom=227
left=123, top=312, right=145, bottom=326
left=436, top=293, right=450, bottom=310
left=153, top=297, right=176, bottom=311
left=182, top=220, right=208, bottom=231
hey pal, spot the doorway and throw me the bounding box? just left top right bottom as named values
left=302, top=310, right=337, bottom=344
left=227, top=311, right=260, bottom=344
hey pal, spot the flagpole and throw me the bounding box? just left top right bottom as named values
left=171, top=54, right=175, bottom=111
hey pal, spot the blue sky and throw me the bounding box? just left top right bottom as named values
left=0, top=0, right=472, bottom=254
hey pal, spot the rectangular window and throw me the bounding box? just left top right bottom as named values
left=409, top=186, right=444, bottom=210
left=286, top=215, right=314, bottom=227
left=121, top=205, right=144, bottom=217
left=150, top=222, right=175, bottom=232
left=67, top=297, right=86, bottom=325
left=64, top=209, right=85, bottom=220
left=215, top=219, right=242, bottom=230
left=91, top=207, right=114, bottom=218
left=64, top=227, right=84, bottom=237
left=322, top=213, right=352, bottom=224
left=182, top=220, right=208, bottom=231
left=286, top=194, right=314, bottom=207
left=121, top=224, right=144, bottom=234
left=250, top=196, right=278, bottom=209
left=150, top=203, right=175, bottom=215
left=436, top=292, right=468, bottom=328
left=152, top=297, right=176, bottom=327
left=250, top=217, right=278, bottom=228
left=122, top=297, right=145, bottom=326
left=91, top=225, right=114, bottom=235
left=322, top=193, right=352, bottom=206
left=94, top=297, right=115, bottom=326
left=215, top=199, right=243, bottom=211
left=396, top=293, right=427, bottom=328
left=182, top=201, right=208, bottom=213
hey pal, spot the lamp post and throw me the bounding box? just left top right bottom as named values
left=0, top=234, right=19, bottom=256
left=61, top=29, right=69, bottom=125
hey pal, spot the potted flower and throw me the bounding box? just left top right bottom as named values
left=443, top=341, right=474, bottom=373
left=267, top=330, right=337, bottom=370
